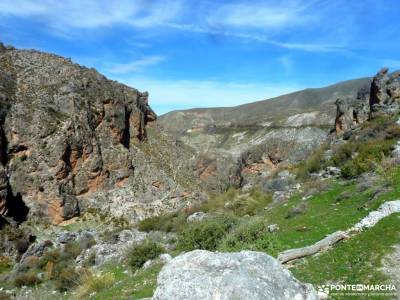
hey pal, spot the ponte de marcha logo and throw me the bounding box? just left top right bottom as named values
left=316, top=283, right=397, bottom=298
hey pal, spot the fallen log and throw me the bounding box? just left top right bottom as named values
left=278, top=231, right=349, bottom=264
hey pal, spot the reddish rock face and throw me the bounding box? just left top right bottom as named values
left=0, top=46, right=159, bottom=224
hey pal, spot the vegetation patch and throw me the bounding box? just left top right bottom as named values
left=126, top=240, right=165, bottom=269
left=292, top=213, right=400, bottom=294
left=218, top=217, right=282, bottom=257
left=76, top=271, right=115, bottom=299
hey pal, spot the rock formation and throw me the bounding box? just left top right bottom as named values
left=334, top=86, right=370, bottom=134
left=152, top=250, right=318, bottom=300
left=370, top=67, right=400, bottom=112
left=334, top=68, right=400, bottom=134
left=0, top=44, right=202, bottom=225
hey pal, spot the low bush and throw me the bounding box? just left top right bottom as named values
left=37, top=249, right=61, bottom=269
left=331, top=142, right=357, bottom=167
left=296, top=146, right=327, bottom=179
left=14, top=273, right=41, bottom=287
left=138, top=188, right=270, bottom=233
left=286, top=203, right=307, bottom=219
left=177, top=220, right=226, bottom=251
left=374, top=157, right=400, bottom=186
left=126, top=240, right=165, bottom=269
left=202, top=188, right=237, bottom=212
left=0, top=256, right=12, bottom=274
left=225, top=190, right=273, bottom=216
left=61, top=241, right=83, bottom=260
left=36, top=247, right=81, bottom=291
left=83, top=252, right=96, bottom=268
left=384, top=124, right=400, bottom=139
left=340, top=139, right=395, bottom=178
left=54, top=265, right=80, bottom=291
left=76, top=271, right=115, bottom=299
left=138, top=212, right=187, bottom=233
left=218, top=218, right=282, bottom=257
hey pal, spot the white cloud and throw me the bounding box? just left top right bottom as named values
left=0, top=0, right=183, bottom=32
left=107, top=56, right=165, bottom=74
left=166, top=22, right=350, bottom=53
left=0, top=0, right=352, bottom=54
left=114, top=76, right=303, bottom=115
left=206, top=1, right=315, bottom=29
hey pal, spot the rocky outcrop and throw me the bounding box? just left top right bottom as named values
left=0, top=44, right=202, bottom=224
left=334, top=86, right=370, bottom=134
left=152, top=250, right=318, bottom=300
left=334, top=68, right=400, bottom=134
left=370, top=68, right=400, bottom=113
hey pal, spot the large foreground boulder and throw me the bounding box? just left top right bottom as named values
left=152, top=250, right=318, bottom=300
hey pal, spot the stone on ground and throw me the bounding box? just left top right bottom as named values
left=152, top=250, right=318, bottom=300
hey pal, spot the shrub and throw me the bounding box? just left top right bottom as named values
left=76, top=271, right=115, bottom=299
left=385, top=124, right=400, bottom=139
left=126, top=240, right=165, bottom=269
left=202, top=188, right=237, bottom=212
left=54, top=266, right=80, bottom=291
left=0, top=256, right=12, bottom=274
left=374, top=158, right=399, bottom=186
left=296, top=146, right=326, bottom=179
left=226, top=190, right=273, bottom=216
left=62, top=241, right=83, bottom=260
left=38, top=249, right=61, bottom=269
left=286, top=203, right=307, bottom=219
left=22, top=255, right=39, bottom=269
left=14, top=238, right=29, bottom=254
left=177, top=220, right=226, bottom=251
left=83, top=252, right=96, bottom=267
left=14, top=273, right=41, bottom=287
left=201, top=188, right=272, bottom=217
left=138, top=212, right=187, bottom=233
left=340, top=139, right=395, bottom=178
left=331, top=142, right=357, bottom=167
left=218, top=218, right=282, bottom=257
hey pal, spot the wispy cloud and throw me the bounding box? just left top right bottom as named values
left=166, top=22, right=351, bottom=53
left=0, top=0, right=354, bottom=54
left=107, top=56, right=165, bottom=74
left=205, top=1, right=316, bottom=29
left=0, top=0, right=183, bottom=33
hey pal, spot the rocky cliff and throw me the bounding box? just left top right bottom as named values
left=0, top=43, right=202, bottom=226
left=159, top=77, right=370, bottom=192
left=334, top=68, right=400, bottom=134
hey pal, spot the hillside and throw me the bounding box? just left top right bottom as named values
left=159, top=77, right=370, bottom=192
left=0, top=43, right=203, bottom=227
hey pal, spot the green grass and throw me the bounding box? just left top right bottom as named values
left=254, top=180, right=390, bottom=252
left=83, top=263, right=162, bottom=300
left=292, top=213, right=400, bottom=299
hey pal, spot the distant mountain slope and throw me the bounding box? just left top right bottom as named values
left=159, top=77, right=371, bottom=191
left=160, top=77, right=370, bottom=133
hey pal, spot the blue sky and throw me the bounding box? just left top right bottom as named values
left=1, top=0, right=400, bottom=115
